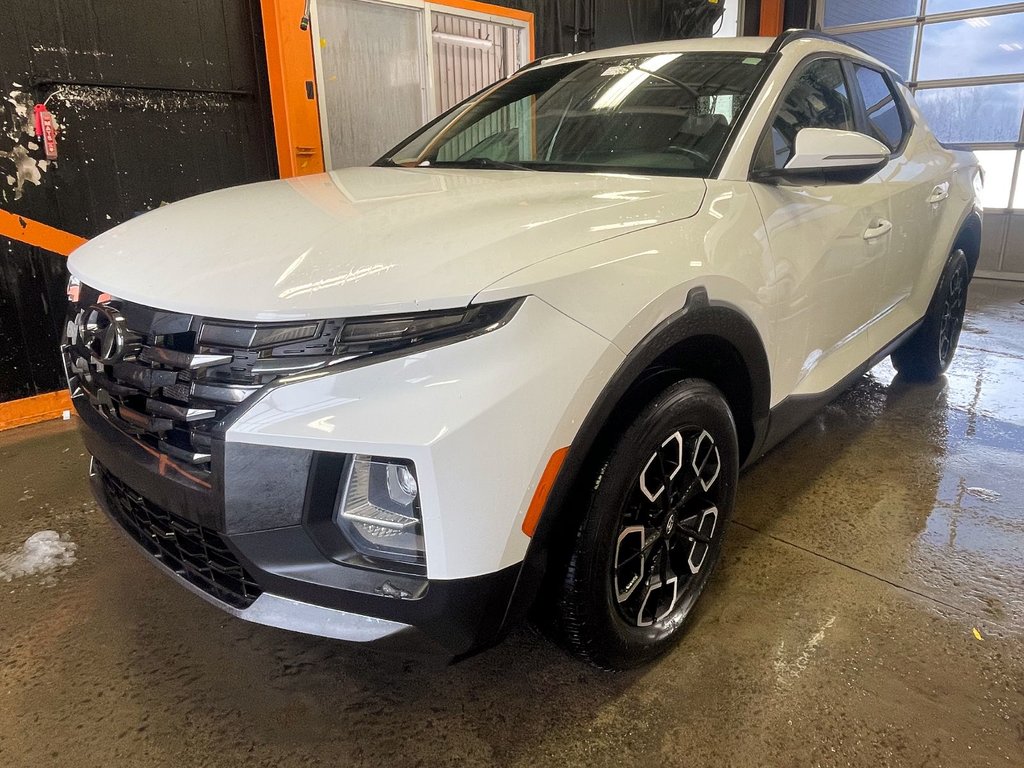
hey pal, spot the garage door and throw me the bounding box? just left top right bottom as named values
left=819, top=1, right=1024, bottom=279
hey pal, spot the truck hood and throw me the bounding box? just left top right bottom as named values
left=69, top=166, right=707, bottom=321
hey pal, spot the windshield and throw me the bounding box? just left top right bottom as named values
left=378, top=52, right=771, bottom=177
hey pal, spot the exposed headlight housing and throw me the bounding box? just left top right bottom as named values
left=337, top=455, right=424, bottom=566
left=190, top=298, right=523, bottom=386
left=328, top=300, right=521, bottom=357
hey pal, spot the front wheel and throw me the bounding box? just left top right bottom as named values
left=891, top=248, right=969, bottom=382
left=556, top=379, right=738, bottom=670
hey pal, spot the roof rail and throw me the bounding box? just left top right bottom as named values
left=766, top=28, right=843, bottom=54
left=515, top=53, right=575, bottom=74
left=767, top=27, right=888, bottom=70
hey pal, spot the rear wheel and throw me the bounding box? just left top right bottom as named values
left=556, top=379, right=738, bottom=670
left=891, top=248, right=969, bottom=382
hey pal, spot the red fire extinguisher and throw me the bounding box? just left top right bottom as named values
left=33, top=104, right=58, bottom=160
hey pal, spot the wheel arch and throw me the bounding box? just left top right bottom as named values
left=498, top=286, right=771, bottom=635
left=953, top=209, right=982, bottom=276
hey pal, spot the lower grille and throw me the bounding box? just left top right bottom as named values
left=99, top=466, right=262, bottom=608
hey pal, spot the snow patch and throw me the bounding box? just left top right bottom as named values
left=0, top=531, right=78, bottom=582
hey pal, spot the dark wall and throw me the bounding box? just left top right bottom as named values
left=491, top=0, right=730, bottom=58
left=0, top=0, right=277, bottom=403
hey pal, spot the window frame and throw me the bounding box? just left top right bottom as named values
left=845, top=60, right=914, bottom=157
left=748, top=53, right=860, bottom=176
left=748, top=51, right=916, bottom=181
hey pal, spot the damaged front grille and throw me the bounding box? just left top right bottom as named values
left=63, top=284, right=343, bottom=480
left=98, top=464, right=262, bottom=608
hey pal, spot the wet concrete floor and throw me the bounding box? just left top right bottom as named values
left=1, top=279, right=1022, bottom=767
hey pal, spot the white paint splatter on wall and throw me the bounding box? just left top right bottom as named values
left=4, top=88, right=35, bottom=139
left=51, top=84, right=231, bottom=113
left=2, top=88, right=53, bottom=201
left=0, top=145, right=43, bottom=200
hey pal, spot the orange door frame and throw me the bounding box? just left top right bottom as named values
left=759, top=0, right=785, bottom=36
left=0, top=210, right=84, bottom=431
left=260, top=0, right=326, bottom=177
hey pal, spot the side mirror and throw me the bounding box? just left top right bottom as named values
left=754, top=128, right=890, bottom=184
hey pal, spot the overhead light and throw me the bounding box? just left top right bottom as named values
left=964, top=17, right=991, bottom=28
left=432, top=30, right=494, bottom=50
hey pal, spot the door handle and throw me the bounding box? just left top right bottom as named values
left=927, top=182, right=950, bottom=204
left=863, top=218, right=893, bottom=240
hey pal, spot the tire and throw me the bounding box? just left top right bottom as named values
left=891, top=248, right=969, bottom=382
left=556, top=379, right=738, bottom=670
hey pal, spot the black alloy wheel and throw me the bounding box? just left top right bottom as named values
left=555, top=378, right=738, bottom=669
left=892, top=248, right=970, bottom=382
left=938, top=255, right=968, bottom=367
left=612, top=425, right=724, bottom=628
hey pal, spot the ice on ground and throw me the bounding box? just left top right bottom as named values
left=0, top=531, right=78, bottom=582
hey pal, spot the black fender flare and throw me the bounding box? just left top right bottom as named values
left=493, top=286, right=771, bottom=641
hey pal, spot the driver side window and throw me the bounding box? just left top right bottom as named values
left=754, top=58, right=854, bottom=171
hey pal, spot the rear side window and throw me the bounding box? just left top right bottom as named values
left=853, top=65, right=907, bottom=150
left=754, top=58, right=855, bottom=170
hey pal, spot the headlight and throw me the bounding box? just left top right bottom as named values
left=329, top=299, right=522, bottom=357
left=337, top=455, right=424, bottom=565
left=192, top=298, right=523, bottom=384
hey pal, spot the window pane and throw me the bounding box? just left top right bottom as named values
left=976, top=149, right=1016, bottom=208
left=918, top=12, right=1024, bottom=81
left=854, top=66, right=906, bottom=149
left=386, top=53, right=770, bottom=177
left=823, top=0, right=919, bottom=28
left=914, top=83, right=1024, bottom=143
left=837, top=26, right=918, bottom=79
left=926, top=0, right=1016, bottom=13
left=755, top=59, right=854, bottom=170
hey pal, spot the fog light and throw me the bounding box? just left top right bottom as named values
left=337, top=455, right=424, bottom=565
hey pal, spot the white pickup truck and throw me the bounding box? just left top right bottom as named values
left=64, top=31, right=981, bottom=668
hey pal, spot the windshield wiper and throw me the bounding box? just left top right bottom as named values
left=431, top=157, right=532, bottom=171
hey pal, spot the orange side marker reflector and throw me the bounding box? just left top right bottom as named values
left=522, top=446, right=569, bottom=538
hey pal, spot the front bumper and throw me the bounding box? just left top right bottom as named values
left=76, top=296, right=621, bottom=656
left=82, top=406, right=521, bottom=657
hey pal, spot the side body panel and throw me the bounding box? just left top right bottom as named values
left=868, top=84, right=981, bottom=354
left=718, top=37, right=979, bottom=401
left=477, top=179, right=780, bottom=400
left=749, top=174, right=892, bottom=399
